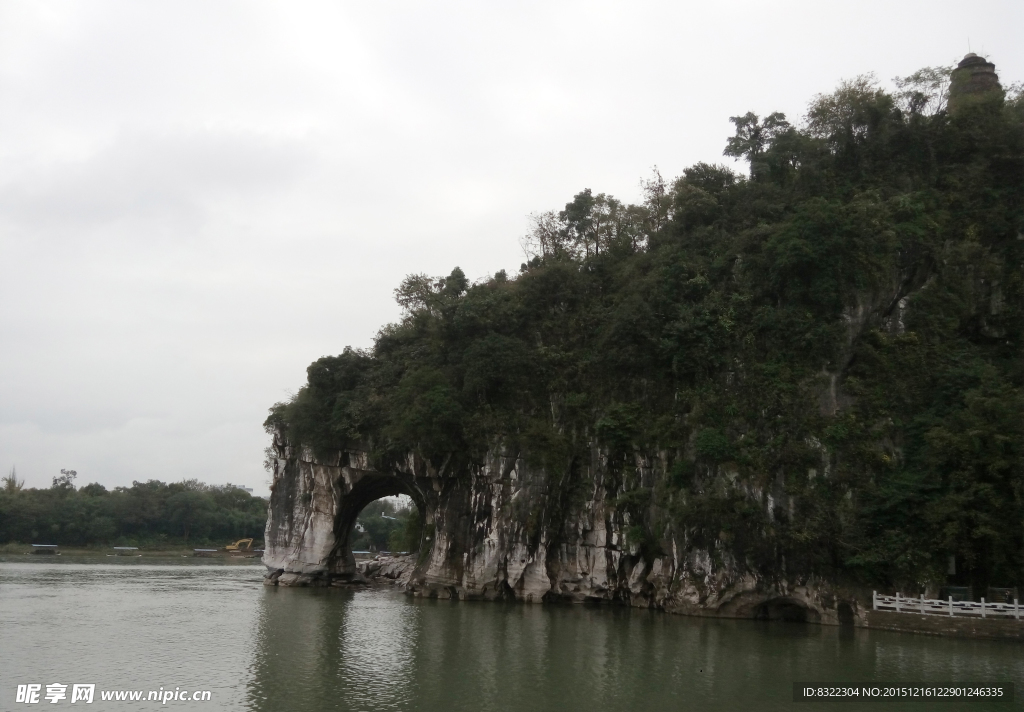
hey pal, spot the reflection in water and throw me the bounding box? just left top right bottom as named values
left=245, top=588, right=1024, bottom=712
left=2, top=561, right=1022, bottom=712
left=337, top=590, right=417, bottom=708
left=247, top=587, right=419, bottom=711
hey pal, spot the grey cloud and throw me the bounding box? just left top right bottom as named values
left=1, top=0, right=1019, bottom=493
left=0, top=129, right=316, bottom=230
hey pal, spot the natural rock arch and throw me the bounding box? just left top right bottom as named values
left=334, top=473, right=423, bottom=563
left=262, top=436, right=429, bottom=586
left=261, top=429, right=857, bottom=627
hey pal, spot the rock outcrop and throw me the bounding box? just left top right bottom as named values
left=262, top=429, right=862, bottom=625
left=357, top=555, right=417, bottom=587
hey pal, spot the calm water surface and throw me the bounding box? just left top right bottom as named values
left=1, top=558, right=1020, bottom=711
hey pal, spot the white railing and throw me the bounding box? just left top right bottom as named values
left=873, top=591, right=1021, bottom=619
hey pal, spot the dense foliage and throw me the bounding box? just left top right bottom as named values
left=268, top=66, right=1024, bottom=593
left=0, top=471, right=267, bottom=548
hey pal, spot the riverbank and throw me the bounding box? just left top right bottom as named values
left=0, top=543, right=261, bottom=559
left=340, top=554, right=1024, bottom=643
left=865, top=610, right=1024, bottom=641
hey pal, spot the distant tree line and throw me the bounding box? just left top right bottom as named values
left=0, top=468, right=267, bottom=547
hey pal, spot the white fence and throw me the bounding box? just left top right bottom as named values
left=873, top=591, right=1021, bottom=620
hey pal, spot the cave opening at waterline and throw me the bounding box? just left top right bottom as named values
left=837, top=602, right=855, bottom=627
left=753, top=598, right=821, bottom=624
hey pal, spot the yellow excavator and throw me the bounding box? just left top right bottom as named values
left=225, top=538, right=254, bottom=552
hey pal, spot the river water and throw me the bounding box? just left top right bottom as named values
left=1, top=559, right=1020, bottom=711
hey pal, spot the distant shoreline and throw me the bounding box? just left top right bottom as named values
left=0, top=545, right=264, bottom=560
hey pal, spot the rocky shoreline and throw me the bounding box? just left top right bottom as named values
left=264, top=554, right=417, bottom=589
left=356, top=555, right=417, bottom=587
left=259, top=436, right=1023, bottom=641
left=259, top=435, right=865, bottom=626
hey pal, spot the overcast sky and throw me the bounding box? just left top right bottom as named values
left=1, top=1, right=1020, bottom=495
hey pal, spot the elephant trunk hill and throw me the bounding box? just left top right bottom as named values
left=262, top=55, right=1024, bottom=626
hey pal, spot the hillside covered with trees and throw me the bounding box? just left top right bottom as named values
left=268, top=57, right=1023, bottom=594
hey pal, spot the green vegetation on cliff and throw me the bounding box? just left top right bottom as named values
left=268, top=61, right=1024, bottom=593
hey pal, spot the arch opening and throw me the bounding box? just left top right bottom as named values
left=350, top=494, right=424, bottom=555
left=328, top=471, right=426, bottom=579
left=753, top=597, right=820, bottom=623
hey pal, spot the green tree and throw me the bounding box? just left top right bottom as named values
left=2, top=466, right=24, bottom=493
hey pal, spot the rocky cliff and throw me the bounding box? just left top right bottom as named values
left=263, top=428, right=859, bottom=625
left=262, top=55, right=1022, bottom=624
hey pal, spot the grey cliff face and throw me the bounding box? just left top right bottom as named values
left=262, top=428, right=859, bottom=625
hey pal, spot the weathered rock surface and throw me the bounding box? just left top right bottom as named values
left=357, top=555, right=417, bottom=587
left=262, top=430, right=865, bottom=625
